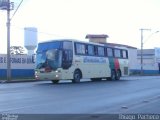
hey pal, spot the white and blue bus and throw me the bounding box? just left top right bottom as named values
left=35, top=39, right=129, bottom=83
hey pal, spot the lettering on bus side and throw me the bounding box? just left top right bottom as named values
left=83, top=56, right=106, bottom=63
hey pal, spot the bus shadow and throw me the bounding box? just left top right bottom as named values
left=36, top=79, right=129, bottom=87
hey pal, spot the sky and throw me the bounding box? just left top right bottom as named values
left=0, top=0, right=160, bottom=53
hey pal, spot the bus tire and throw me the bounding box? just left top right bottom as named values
left=116, top=70, right=121, bottom=80
left=72, top=69, right=82, bottom=83
left=110, top=70, right=116, bottom=81
left=52, top=80, right=59, bottom=84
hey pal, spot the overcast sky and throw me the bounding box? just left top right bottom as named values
left=0, top=0, right=160, bottom=53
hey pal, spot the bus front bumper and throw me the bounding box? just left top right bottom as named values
left=35, top=70, right=62, bottom=80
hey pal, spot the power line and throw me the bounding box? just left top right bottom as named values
left=10, top=0, right=23, bottom=21
left=11, top=25, right=72, bottom=38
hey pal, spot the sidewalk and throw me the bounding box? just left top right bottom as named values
left=121, top=75, right=160, bottom=80
left=0, top=79, right=37, bottom=83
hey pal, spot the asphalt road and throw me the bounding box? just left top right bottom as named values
left=0, top=76, right=160, bottom=115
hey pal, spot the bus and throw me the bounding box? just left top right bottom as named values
left=35, top=39, right=129, bottom=83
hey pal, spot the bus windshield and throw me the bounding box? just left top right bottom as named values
left=36, top=41, right=63, bottom=70
left=36, top=49, right=62, bottom=70
left=37, top=41, right=62, bottom=52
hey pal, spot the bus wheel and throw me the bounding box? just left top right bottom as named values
left=116, top=70, right=121, bottom=80
left=72, top=70, right=81, bottom=83
left=111, top=70, right=116, bottom=80
left=52, top=80, right=59, bottom=84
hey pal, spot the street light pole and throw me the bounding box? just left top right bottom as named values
left=140, top=28, right=151, bottom=75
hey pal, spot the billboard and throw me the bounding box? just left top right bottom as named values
left=0, top=54, right=35, bottom=69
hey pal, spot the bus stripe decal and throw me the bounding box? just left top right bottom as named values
left=108, top=58, right=115, bottom=70
left=114, top=58, right=120, bottom=70
left=108, top=58, right=120, bottom=71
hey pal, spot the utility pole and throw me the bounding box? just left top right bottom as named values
left=7, top=0, right=11, bottom=81
left=140, top=28, right=151, bottom=75
left=0, top=0, right=14, bottom=81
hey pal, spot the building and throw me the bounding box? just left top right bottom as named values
left=136, top=48, right=160, bottom=74
left=86, top=34, right=109, bottom=43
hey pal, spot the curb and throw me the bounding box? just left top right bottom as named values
left=0, top=79, right=37, bottom=83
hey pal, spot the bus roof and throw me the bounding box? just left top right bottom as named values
left=38, top=39, right=133, bottom=50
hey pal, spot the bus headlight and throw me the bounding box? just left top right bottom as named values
left=35, top=75, right=39, bottom=80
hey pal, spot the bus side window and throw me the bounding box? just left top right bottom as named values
left=75, top=43, right=86, bottom=55
left=98, top=46, right=105, bottom=56
left=122, top=50, right=128, bottom=59
left=114, top=49, right=121, bottom=58
left=87, top=45, right=94, bottom=56
left=107, top=48, right=113, bottom=57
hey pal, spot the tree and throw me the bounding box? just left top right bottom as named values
left=10, top=46, right=25, bottom=55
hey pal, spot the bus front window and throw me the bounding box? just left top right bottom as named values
left=36, top=49, right=62, bottom=71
